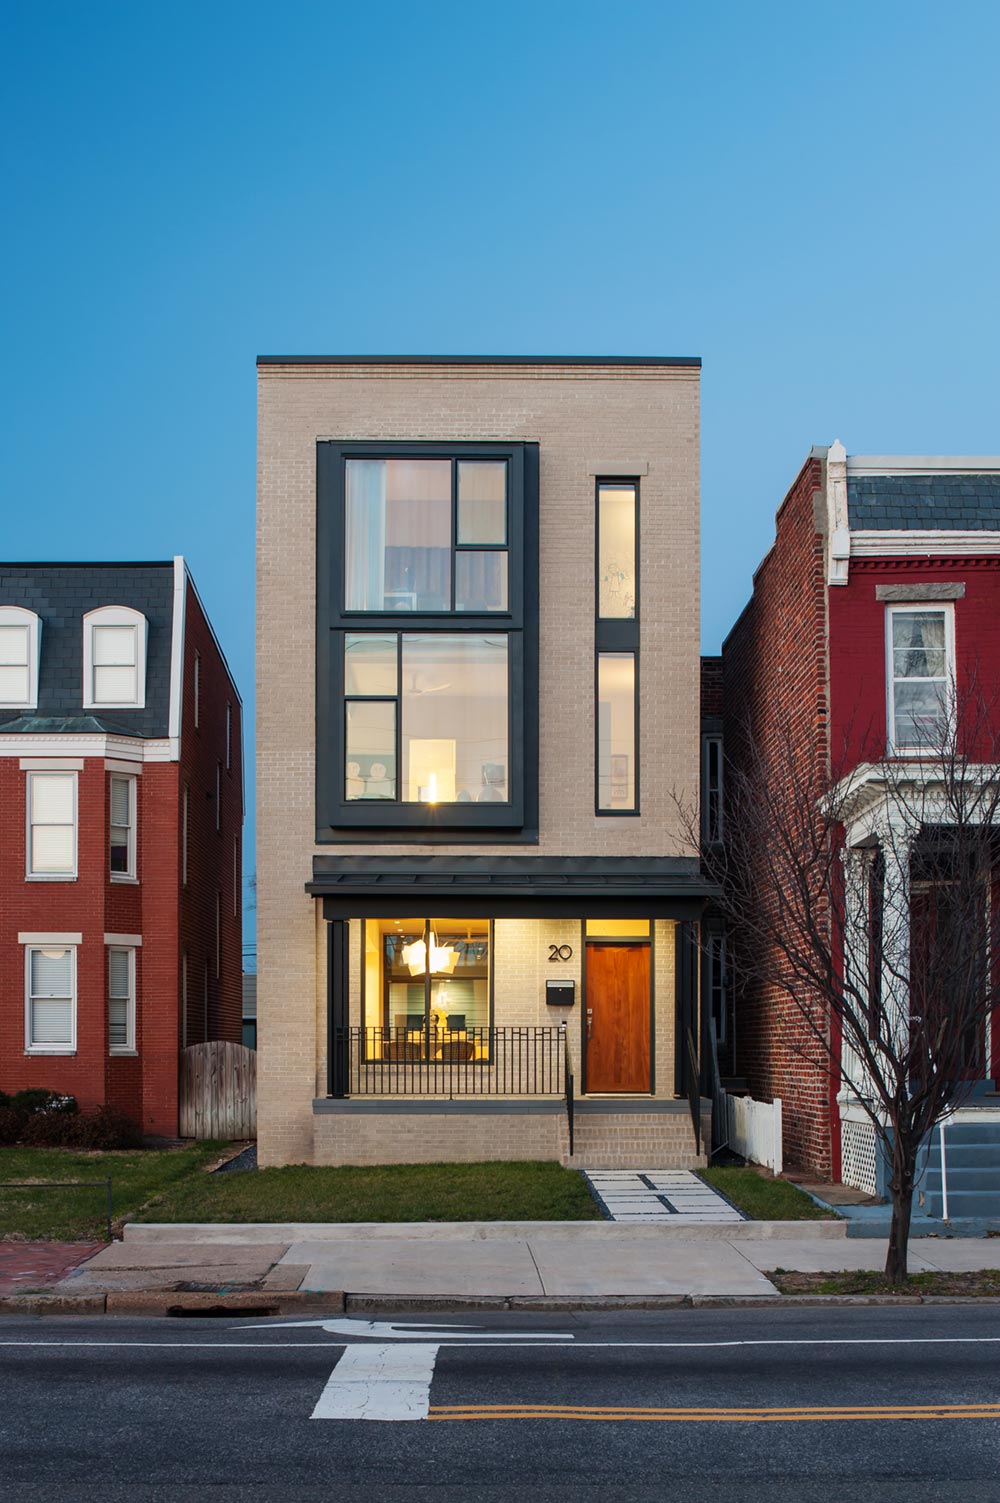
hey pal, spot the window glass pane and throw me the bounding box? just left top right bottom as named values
left=110, top=831, right=130, bottom=874
left=597, top=652, right=636, bottom=811
left=455, top=552, right=508, bottom=612
left=31, top=998, right=73, bottom=1045
left=32, top=774, right=74, bottom=823
left=109, top=949, right=131, bottom=996
left=345, top=634, right=398, bottom=696
left=31, top=948, right=72, bottom=994
left=346, top=701, right=396, bottom=799
left=345, top=459, right=452, bottom=612
left=430, top=918, right=490, bottom=1034
left=93, top=625, right=136, bottom=666
left=94, top=664, right=137, bottom=703
left=0, top=665, right=29, bottom=701
left=457, top=462, right=506, bottom=544
left=598, top=484, right=637, bottom=619
left=109, top=997, right=129, bottom=1047
left=0, top=625, right=28, bottom=665
left=110, top=777, right=131, bottom=827
left=894, top=679, right=947, bottom=748
left=585, top=919, right=650, bottom=937
left=401, top=635, right=508, bottom=803
left=32, top=826, right=74, bottom=871
left=892, top=611, right=947, bottom=679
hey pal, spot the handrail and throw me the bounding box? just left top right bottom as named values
left=0, top=1176, right=113, bottom=1240
left=685, top=1026, right=701, bottom=1157
left=562, top=1022, right=575, bottom=1158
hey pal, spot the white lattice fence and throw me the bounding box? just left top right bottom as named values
left=726, top=1094, right=783, bottom=1173
left=840, top=1118, right=879, bottom=1196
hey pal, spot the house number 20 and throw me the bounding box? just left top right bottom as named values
left=548, top=944, right=573, bottom=962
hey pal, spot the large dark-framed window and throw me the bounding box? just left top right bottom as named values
left=317, top=441, right=538, bottom=841
left=595, top=477, right=640, bottom=815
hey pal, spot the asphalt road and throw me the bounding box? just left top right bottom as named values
left=2, top=1306, right=999, bottom=1501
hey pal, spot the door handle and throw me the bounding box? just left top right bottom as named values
left=586, top=1008, right=593, bottom=1041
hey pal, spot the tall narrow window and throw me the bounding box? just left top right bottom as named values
left=233, top=835, right=239, bottom=917
left=83, top=606, right=147, bottom=709
left=597, top=482, right=637, bottom=619
left=887, top=605, right=953, bottom=753
left=109, top=774, right=136, bottom=878
left=596, top=653, right=637, bottom=811
left=226, top=702, right=232, bottom=769
left=701, top=735, right=723, bottom=843
left=194, top=652, right=201, bottom=729
left=216, top=761, right=222, bottom=832
left=25, top=946, right=76, bottom=1053
left=215, top=891, right=221, bottom=979
left=181, top=951, right=188, bottom=1047
left=27, top=772, right=77, bottom=878
left=182, top=784, right=189, bottom=885
left=108, top=947, right=136, bottom=1053
left=706, top=930, right=728, bottom=1044
left=0, top=606, right=41, bottom=709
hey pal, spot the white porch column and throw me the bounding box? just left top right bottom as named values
left=840, top=846, right=873, bottom=1102
left=878, top=821, right=913, bottom=1062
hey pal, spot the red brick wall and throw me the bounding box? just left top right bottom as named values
left=721, top=455, right=836, bottom=1176
left=177, top=582, right=243, bottom=1053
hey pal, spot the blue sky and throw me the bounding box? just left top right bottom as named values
left=3, top=1, right=999, bottom=946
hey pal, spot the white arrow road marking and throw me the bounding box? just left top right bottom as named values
left=242, top=1317, right=573, bottom=1341
left=311, top=1343, right=441, bottom=1421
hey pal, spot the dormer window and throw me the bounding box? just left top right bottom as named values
left=83, top=606, right=148, bottom=710
left=0, top=606, right=41, bottom=710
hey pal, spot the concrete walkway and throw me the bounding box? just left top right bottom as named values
left=50, top=1220, right=1000, bottom=1303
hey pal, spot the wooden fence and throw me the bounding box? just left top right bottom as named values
left=180, top=1041, right=257, bottom=1140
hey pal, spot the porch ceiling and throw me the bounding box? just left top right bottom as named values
left=308, top=855, right=715, bottom=919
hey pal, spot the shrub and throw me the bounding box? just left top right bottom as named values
left=74, top=1107, right=144, bottom=1152
left=0, top=1106, right=21, bottom=1145
left=21, top=1110, right=79, bottom=1147
left=11, top=1088, right=78, bottom=1120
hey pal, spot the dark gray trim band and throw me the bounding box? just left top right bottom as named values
left=260, top=354, right=701, bottom=368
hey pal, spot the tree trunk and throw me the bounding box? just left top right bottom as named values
left=885, top=1148, right=916, bottom=1286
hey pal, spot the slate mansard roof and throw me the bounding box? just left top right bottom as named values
left=0, top=563, right=175, bottom=736
left=847, top=474, right=1000, bottom=531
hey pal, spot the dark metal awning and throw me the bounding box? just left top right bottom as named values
left=308, top=855, right=715, bottom=920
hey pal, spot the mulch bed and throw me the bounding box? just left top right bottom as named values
left=769, top=1268, right=1000, bottom=1297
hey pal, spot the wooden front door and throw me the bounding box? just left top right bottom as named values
left=585, top=942, right=651, bottom=1093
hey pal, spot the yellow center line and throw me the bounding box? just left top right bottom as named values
left=428, top=1403, right=1000, bottom=1423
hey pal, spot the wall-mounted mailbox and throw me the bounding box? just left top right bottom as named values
left=546, top=978, right=575, bottom=1006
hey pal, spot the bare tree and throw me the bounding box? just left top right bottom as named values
left=686, top=689, right=1000, bottom=1285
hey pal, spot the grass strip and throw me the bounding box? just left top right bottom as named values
left=697, top=1166, right=837, bottom=1221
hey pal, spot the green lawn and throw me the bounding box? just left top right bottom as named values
left=135, top=1159, right=604, bottom=1225
left=698, top=1166, right=837, bottom=1221
left=0, top=1144, right=226, bottom=1240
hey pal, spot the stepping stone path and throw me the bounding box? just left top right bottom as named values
left=583, top=1170, right=745, bottom=1222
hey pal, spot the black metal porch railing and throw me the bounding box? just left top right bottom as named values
left=331, top=1025, right=566, bottom=1098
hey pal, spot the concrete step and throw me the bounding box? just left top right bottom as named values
left=921, top=1168, right=1000, bottom=1194
left=918, top=1189, right=1000, bottom=1218
left=918, top=1144, right=1000, bottom=1170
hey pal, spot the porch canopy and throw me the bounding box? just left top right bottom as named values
left=307, top=855, right=715, bottom=919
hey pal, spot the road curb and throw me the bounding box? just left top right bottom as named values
left=4, top=1290, right=1000, bottom=1316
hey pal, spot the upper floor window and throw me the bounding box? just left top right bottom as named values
left=27, top=771, right=77, bottom=879
left=886, top=605, right=954, bottom=754
left=345, top=459, right=508, bottom=614
left=83, top=606, right=147, bottom=710
left=110, top=774, right=137, bottom=879
left=701, top=734, right=723, bottom=843
left=317, top=441, right=538, bottom=840
left=597, top=482, right=637, bottom=620
left=0, top=606, right=41, bottom=710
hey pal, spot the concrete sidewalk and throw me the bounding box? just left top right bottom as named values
left=50, top=1220, right=1000, bottom=1305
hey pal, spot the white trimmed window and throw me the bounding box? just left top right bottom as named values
left=0, top=607, right=41, bottom=709
left=25, top=945, right=76, bottom=1053
left=182, top=784, right=189, bottom=885
left=27, top=771, right=77, bottom=878
left=226, top=702, right=232, bottom=769
left=108, top=947, right=136, bottom=1053
left=886, top=604, right=954, bottom=753
left=83, top=606, right=148, bottom=709
left=194, top=651, right=201, bottom=728
left=110, top=774, right=137, bottom=879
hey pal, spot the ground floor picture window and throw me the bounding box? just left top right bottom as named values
left=363, top=917, right=490, bottom=1058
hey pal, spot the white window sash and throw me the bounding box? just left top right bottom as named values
left=109, top=774, right=137, bottom=880
left=82, top=606, right=148, bottom=710
left=27, top=771, right=77, bottom=879
left=885, top=603, right=955, bottom=754
left=25, top=946, right=77, bottom=1053
left=0, top=608, right=41, bottom=710
left=108, top=946, right=136, bottom=1054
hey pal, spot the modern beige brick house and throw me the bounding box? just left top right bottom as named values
left=256, top=356, right=710, bottom=1168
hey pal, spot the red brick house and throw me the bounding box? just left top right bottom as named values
left=0, top=559, right=243, bottom=1137
left=720, top=446, right=1000, bottom=1195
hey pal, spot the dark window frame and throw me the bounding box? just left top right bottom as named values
left=701, top=733, right=723, bottom=844
left=594, top=478, right=640, bottom=817
left=361, top=917, right=495, bottom=1061
left=317, top=441, right=538, bottom=842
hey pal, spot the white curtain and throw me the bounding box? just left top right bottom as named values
left=345, top=460, right=386, bottom=610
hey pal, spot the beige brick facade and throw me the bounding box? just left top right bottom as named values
left=256, top=360, right=701, bottom=1167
